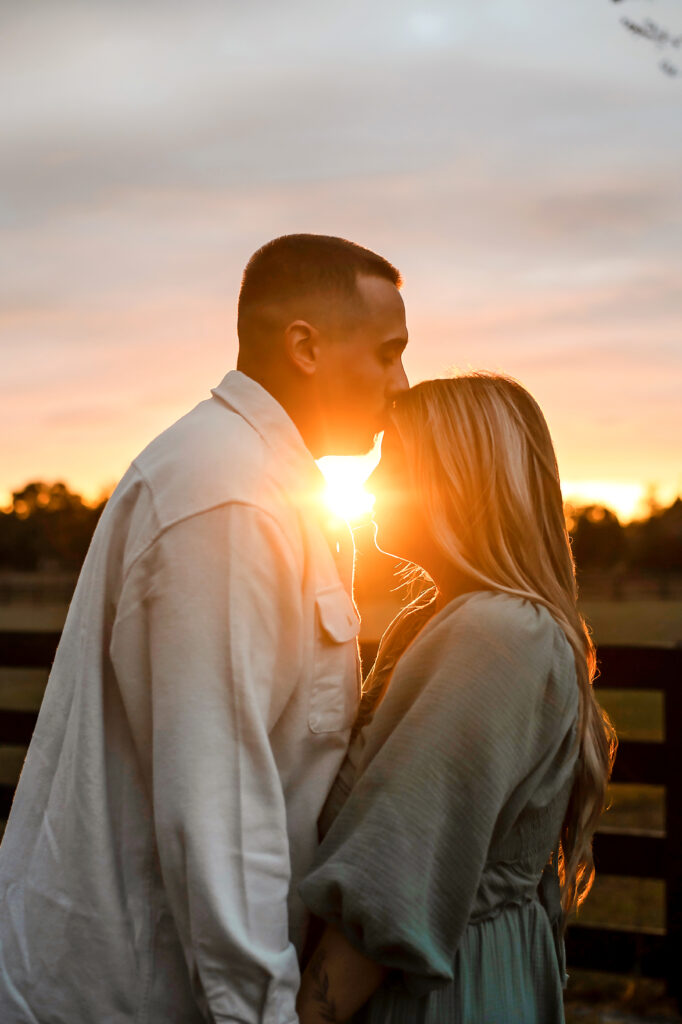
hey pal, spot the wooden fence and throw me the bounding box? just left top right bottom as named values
left=1, top=632, right=681, bottom=1005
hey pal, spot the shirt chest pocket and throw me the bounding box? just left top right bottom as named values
left=309, top=585, right=361, bottom=734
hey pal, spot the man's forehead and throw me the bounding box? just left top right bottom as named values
left=351, top=274, right=407, bottom=334
left=355, top=274, right=404, bottom=311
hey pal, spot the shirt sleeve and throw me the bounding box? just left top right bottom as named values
left=111, top=502, right=304, bottom=1024
left=299, top=595, right=575, bottom=996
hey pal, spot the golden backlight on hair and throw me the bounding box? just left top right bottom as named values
left=323, top=378, right=617, bottom=912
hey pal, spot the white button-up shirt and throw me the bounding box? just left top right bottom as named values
left=0, top=372, right=361, bottom=1024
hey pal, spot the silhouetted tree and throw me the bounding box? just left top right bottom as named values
left=568, top=504, right=627, bottom=573
left=0, top=482, right=106, bottom=571
left=626, top=497, right=682, bottom=574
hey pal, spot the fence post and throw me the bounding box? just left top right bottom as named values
left=664, top=648, right=682, bottom=1005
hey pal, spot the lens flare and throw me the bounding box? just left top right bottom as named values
left=317, top=446, right=380, bottom=523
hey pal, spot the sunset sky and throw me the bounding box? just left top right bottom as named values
left=2, top=0, right=681, bottom=522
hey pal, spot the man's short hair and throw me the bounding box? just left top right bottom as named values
left=237, top=234, right=402, bottom=347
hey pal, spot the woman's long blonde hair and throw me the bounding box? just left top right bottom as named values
left=390, top=373, right=617, bottom=914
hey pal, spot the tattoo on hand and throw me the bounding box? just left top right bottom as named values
left=310, top=947, right=338, bottom=1023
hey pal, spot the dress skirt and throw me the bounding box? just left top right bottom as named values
left=355, top=899, right=565, bottom=1024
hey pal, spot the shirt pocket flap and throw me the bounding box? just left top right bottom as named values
left=316, top=587, right=361, bottom=643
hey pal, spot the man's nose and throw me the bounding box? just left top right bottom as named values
left=388, top=360, right=409, bottom=399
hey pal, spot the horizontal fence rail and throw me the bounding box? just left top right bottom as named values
left=1, top=632, right=681, bottom=1003
left=0, top=629, right=61, bottom=669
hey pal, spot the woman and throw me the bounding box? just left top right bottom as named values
left=296, top=373, right=616, bottom=1023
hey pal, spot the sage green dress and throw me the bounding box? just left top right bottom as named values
left=300, top=590, right=579, bottom=1023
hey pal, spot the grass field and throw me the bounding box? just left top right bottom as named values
left=580, top=599, right=682, bottom=647
left=359, top=595, right=682, bottom=647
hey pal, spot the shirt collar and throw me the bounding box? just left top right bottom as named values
left=211, top=370, right=325, bottom=499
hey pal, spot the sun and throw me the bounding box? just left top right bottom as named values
left=317, top=444, right=381, bottom=523
left=560, top=481, right=671, bottom=523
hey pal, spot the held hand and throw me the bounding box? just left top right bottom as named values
left=296, top=925, right=387, bottom=1023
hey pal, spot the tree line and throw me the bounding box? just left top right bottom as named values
left=0, top=482, right=106, bottom=573
left=1, top=480, right=681, bottom=578
left=567, top=499, right=682, bottom=577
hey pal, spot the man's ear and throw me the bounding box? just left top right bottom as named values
left=283, top=320, right=319, bottom=376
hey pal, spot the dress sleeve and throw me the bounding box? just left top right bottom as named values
left=299, top=595, right=573, bottom=995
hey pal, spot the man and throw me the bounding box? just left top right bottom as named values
left=0, top=235, right=408, bottom=1023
